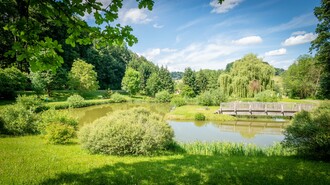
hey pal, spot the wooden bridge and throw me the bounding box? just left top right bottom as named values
left=216, top=102, right=315, bottom=117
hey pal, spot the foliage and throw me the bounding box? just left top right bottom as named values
left=155, top=91, right=172, bottom=103
left=0, top=67, right=28, bottom=99
left=182, top=68, right=199, bottom=96
left=194, top=113, right=206, bottom=121
left=254, top=90, right=279, bottom=102
left=1, top=0, right=154, bottom=72
left=170, top=71, right=184, bottom=80
left=79, top=107, right=174, bottom=155
left=44, top=123, right=76, bottom=145
left=311, top=0, right=330, bottom=99
left=121, top=67, right=141, bottom=96
left=146, top=67, right=174, bottom=96
left=85, top=46, right=131, bottom=90
left=30, top=70, right=54, bottom=96
left=171, top=96, right=187, bottom=107
left=110, top=93, right=127, bottom=103
left=181, top=85, right=195, bottom=98
left=282, top=55, right=323, bottom=99
left=219, top=54, right=275, bottom=98
left=67, top=94, right=85, bottom=108
left=282, top=103, right=330, bottom=160
left=68, top=59, right=99, bottom=91
left=197, top=89, right=228, bottom=106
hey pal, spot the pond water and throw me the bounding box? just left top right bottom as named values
left=70, top=103, right=288, bottom=147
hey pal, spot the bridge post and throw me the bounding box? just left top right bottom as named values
left=281, top=104, right=284, bottom=116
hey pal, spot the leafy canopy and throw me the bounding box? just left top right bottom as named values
left=2, top=0, right=154, bottom=72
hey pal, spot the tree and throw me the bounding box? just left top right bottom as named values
left=310, top=0, right=330, bottom=99
left=121, top=67, right=140, bottom=96
left=219, top=54, right=275, bottom=98
left=282, top=55, right=322, bottom=99
left=0, top=67, right=28, bottom=99
left=182, top=67, right=199, bottom=96
left=145, top=67, right=174, bottom=96
left=68, top=59, right=99, bottom=91
left=1, top=0, right=154, bottom=72
left=30, top=70, right=54, bottom=96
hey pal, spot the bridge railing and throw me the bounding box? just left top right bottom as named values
left=219, top=102, right=315, bottom=112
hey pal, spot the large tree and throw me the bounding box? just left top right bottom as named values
left=1, top=0, right=154, bottom=72
left=121, top=67, right=140, bottom=96
left=282, top=55, right=323, bottom=99
left=68, top=59, right=99, bottom=91
left=310, top=0, right=330, bottom=99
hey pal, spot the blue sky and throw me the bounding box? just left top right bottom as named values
left=90, top=0, right=320, bottom=71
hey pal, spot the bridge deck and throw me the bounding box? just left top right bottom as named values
left=216, top=102, right=315, bottom=116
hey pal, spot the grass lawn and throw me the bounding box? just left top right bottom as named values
left=1, top=136, right=328, bottom=185
left=165, top=105, right=236, bottom=121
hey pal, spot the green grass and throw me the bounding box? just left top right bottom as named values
left=165, top=105, right=236, bottom=121
left=0, top=136, right=329, bottom=185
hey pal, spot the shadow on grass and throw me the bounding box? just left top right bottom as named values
left=41, top=155, right=329, bottom=185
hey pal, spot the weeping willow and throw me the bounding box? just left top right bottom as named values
left=219, top=54, right=275, bottom=98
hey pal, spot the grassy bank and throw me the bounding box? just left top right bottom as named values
left=0, top=136, right=329, bottom=185
left=165, top=105, right=236, bottom=121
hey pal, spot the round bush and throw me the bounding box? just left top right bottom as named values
left=44, top=123, right=75, bottom=144
left=254, top=90, right=278, bottom=102
left=110, top=92, right=127, bottom=103
left=155, top=90, right=172, bottom=103
left=79, top=107, right=174, bottom=155
left=195, top=113, right=206, bottom=121
left=282, top=103, right=330, bottom=160
left=171, top=96, right=187, bottom=107
left=67, top=94, right=85, bottom=108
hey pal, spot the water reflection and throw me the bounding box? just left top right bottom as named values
left=69, top=103, right=289, bottom=147
left=169, top=121, right=289, bottom=147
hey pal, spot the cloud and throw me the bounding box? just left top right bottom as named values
left=210, top=0, right=243, bottom=14
left=232, top=36, right=263, bottom=45
left=176, top=18, right=204, bottom=31
left=265, top=48, right=287, bottom=56
left=120, top=8, right=152, bottom=24
left=141, top=48, right=177, bottom=61
left=291, top=31, right=306, bottom=36
left=140, top=38, right=240, bottom=71
left=153, top=23, right=164, bottom=29
left=268, top=13, right=317, bottom=33
left=282, top=32, right=317, bottom=46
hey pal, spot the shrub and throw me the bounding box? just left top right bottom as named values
left=197, top=89, right=227, bottom=106
left=38, top=109, right=78, bottom=144
left=44, top=123, right=76, bottom=144
left=0, top=67, right=28, bottom=99
left=67, top=94, right=85, bottom=108
left=197, top=91, right=213, bottom=106
left=79, top=107, right=174, bottom=155
left=16, top=95, right=43, bottom=112
left=171, top=96, right=187, bottom=107
left=155, top=90, right=172, bottom=103
left=254, top=90, right=278, bottom=102
left=0, top=105, right=38, bottom=135
left=282, top=104, right=330, bottom=160
left=110, top=93, right=127, bottom=103
left=195, top=113, right=206, bottom=121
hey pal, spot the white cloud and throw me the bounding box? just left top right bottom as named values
left=291, top=31, right=306, bottom=36
left=232, top=36, right=263, bottom=45
left=141, top=48, right=161, bottom=60
left=176, top=18, right=204, bottom=31
left=265, top=48, right=287, bottom=56
left=120, top=8, right=152, bottom=24
left=153, top=23, right=164, bottom=29
left=210, top=0, right=243, bottom=14
left=140, top=38, right=240, bottom=71
left=268, top=13, right=317, bottom=33
left=282, top=32, right=317, bottom=46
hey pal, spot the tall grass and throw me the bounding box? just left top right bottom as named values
left=178, top=142, right=295, bottom=157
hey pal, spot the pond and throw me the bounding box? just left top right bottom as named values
left=70, top=103, right=289, bottom=147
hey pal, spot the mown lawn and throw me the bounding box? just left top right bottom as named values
left=165, top=105, right=236, bottom=121
left=0, top=136, right=329, bottom=185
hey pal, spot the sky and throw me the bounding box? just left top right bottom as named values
left=88, top=0, right=320, bottom=71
